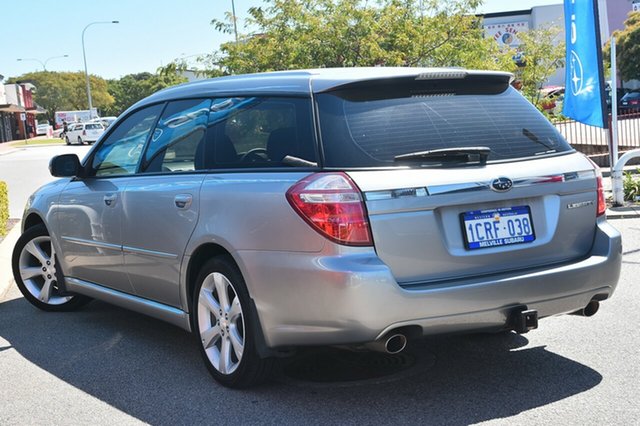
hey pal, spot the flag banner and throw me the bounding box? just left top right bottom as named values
left=562, top=0, right=607, bottom=128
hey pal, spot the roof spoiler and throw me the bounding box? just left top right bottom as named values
left=317, top=70, right=514, bottom=96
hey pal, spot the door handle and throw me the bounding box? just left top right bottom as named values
left=103, top=193, right=117, bottom=207
left=174, top=194, right=193, bottom=209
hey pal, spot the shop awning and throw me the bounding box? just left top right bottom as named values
left=0, top=104, right=26, bottom=113
left=26, top=104, right=47, bottom=114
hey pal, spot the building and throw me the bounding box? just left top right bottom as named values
left=0, top=82, right=26, bottom=143
left=3, top=83, right=39, bottom=141
left=482, top=4, right=566, bottom=87
left=481, top=1, right=635, bottom=88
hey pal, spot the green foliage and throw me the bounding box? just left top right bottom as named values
left=102, top=71, right=188, bottom=117
left=158, top=58, right=225, bottom=79
left=623, top=170, right=640, bottom=202
left=0, top=181, right=8, bottom=237
left=7, top=71, right=114, bottom=124
left=514, top=25, right=565, bottom=107
left=604, top=12, right=640, bottom=81
left=208, top=0, right=517, bottom=74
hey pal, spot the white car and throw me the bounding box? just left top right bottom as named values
left=36, top=122, right=50, bottom=136
left=65, top=122, right=105, bottom=145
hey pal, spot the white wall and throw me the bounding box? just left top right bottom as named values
left=4, top=84, right=23, bottom=106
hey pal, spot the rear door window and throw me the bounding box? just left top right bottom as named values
left=317, top=86, right=573, bottom=167
left=206, top=97, right=317, bottom=168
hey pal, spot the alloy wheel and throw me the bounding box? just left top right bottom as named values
left=18, top=236, right=71, bottom=305
left=197, top=272, right=245, bottom=375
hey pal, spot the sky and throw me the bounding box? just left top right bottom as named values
left=1, top=0, right=562, bottom=81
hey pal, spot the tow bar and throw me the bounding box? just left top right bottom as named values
left=511, top=306, right=538, bottom=334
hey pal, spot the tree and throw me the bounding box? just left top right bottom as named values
left=604, top=11, right=640, bottom=81
left=207, top=0, right=516, bottom=74
left=512, top=25, right=565, bottom=108
left=7, top=71, right=114, bottom=124
left=102, top=71, right=188, bottom=116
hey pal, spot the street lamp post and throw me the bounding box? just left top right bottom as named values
left=16, top=55, right=69, bottom=71
left=231, top=0, right=238, bottom=42
left=82, top=20, right=119, bottom=118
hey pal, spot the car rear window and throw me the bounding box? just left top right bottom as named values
left=317, top=86, right=572, bottom=167
left=85, top=124, right=103, bottom=130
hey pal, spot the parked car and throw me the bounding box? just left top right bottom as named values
left=64, top=122, right=105, bottom=145
left=12, top=68, right=621, bottom=388
left=604, top=82, right=629, bottom=112
left=36, top=121, right=50, bottom=136
left=619, top=91, right=640, bottom=113
left=53, top=127, right=65, bottom=139
left=89, top=116, right=117, bottom=128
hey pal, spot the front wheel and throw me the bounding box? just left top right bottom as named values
left=12, top=225, right=91, bottom=311
left=193, top=256, right=273, bottom=388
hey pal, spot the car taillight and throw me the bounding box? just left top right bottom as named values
left=584, top=156, right=607, bottom=217
left=596, top=174, right=606, bottom=216
left=82, top=130, right=86, bottom=136
left=286, top=172, right=373, bottom=246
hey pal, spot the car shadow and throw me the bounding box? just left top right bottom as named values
left=0, top=295, right=603, bottom=425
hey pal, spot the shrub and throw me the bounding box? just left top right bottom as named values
left=623, top=170, right=640, bottom=202
left=0, top=181, right=8, bottom=237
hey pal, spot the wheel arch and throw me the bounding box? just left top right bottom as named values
left=185, top=242, right=234, bottom=313
left=22, top=212, right=46, bottom=233
left=184, top=242, right=275, bottom=358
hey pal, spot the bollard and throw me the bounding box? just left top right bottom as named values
left=611, top=149, right=640, bottom=206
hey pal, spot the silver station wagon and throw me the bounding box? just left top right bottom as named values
left=12, top=68, right=622, bottom=388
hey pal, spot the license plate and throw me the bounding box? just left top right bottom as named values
left=461, top=206, right=535, bottom=250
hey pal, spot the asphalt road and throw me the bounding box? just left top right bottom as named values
left=1, top=145, right=639, bottom=425
left=0, top=144, right=92, bottom=218
left=0, top=219, right=638, bottom=425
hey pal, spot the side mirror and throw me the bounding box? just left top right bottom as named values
left=49, top=154, right=81, bottom=177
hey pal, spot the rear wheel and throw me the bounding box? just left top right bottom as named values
left=193, top=256, right=273, bottom=388
left=77, top=136, right=83, bottom=145
left=12, top=225, right=91, bottom=311
left=65, top=136, right=70, bottom=145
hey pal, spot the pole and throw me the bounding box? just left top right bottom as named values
left=82, top=21, right=119, bottom=119
left=16, top=58, right=45, bottom=71
left=42, top=55, right=69, bottom=71
left=611, top=37, right=624, bottom=206
left=81, top=25, right=94, bottom=119
left=231, top=0, right=238, bottom=43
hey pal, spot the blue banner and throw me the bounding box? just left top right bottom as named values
left=562, top=0, right=607, bottom=128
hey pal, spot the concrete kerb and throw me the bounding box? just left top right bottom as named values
left=0, top=222, right=21, bottom=299
left=606, top=205, right=640, bottom=220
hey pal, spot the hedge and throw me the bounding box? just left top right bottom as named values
left=0, top=181, right=8, bottom=237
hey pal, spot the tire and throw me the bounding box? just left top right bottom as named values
left=12, top=224, right=91, bottom=312
left=77, top=136, right=83, bottom=145
left=65, top=136, right=70, bottom=145
left=193, top=255, right=274, bottom=388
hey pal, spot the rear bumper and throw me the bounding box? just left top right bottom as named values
left=237, top=220, right=621, bottom=348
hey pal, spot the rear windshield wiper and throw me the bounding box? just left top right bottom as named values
left=394, top=147, right=491, bottom=166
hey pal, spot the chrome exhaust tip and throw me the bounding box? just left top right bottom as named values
left=364, top=333, right=408, bottom=354
left=384, top=334, right=407, bottom=354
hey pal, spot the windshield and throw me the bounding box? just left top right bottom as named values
left=317, top=86, right=572, bottom=167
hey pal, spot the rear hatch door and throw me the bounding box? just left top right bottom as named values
left=314, top=70, right=599, bottom=285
